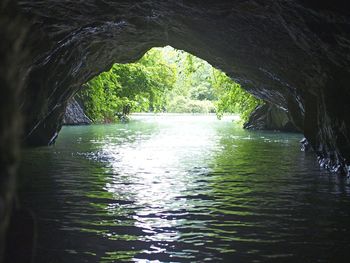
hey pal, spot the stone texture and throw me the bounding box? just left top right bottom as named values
left=9, top=0, right=350, bottom=175
left=63, top=98, right=91, bottom=126
left=0, top=1, right=27, bottom=261
left=244, top=103, right=299, bottom=132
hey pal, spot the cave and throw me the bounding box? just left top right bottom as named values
left=1, top=0, right=350, bottom=262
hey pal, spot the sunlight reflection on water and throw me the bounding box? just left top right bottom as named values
left=20, top=114, right=350, bottom=263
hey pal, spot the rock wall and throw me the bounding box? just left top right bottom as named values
left=244, top=104, right=299, bottom=132
left=0, top=1, right=27, bottom=261
left=63, top=98, right=91, bottom=126
left=9, top=0, right=350, bottom=174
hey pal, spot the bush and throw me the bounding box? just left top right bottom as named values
left=167, top=96, right=215, bottom=114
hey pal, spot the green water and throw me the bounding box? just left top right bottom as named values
left=20, top=114, right=350, bottom=262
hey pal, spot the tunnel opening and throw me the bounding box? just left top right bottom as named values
left=2, top=0, right=350, bottom=262
left=64, top=46, right=264, bottom=127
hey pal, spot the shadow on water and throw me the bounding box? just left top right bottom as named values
left=19, top=115, right=350, bottom=262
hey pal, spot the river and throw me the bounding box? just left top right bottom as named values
left=19, top=114, right=350, bottom=262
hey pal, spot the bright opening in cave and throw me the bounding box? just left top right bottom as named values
left=67, top=46, right=261, bottom=125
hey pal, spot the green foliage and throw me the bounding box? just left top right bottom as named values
left=79, top=46, right=262, bottom=123
left=210, top=68, right=262, bottom=121
left=79, top=49, right=175, bottom=122
left=167, top=96, right=215, bottom=114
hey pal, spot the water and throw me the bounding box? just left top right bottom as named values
left=19, top=114, right=350, bottom=263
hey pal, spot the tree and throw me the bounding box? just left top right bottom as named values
left=78, top=49, right=176, bottom=122
left=78, top=46, right=261, bottom=122
left=210, top=68, right=262, bottom=121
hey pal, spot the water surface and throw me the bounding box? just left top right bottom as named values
left=20, top=115, right=350, bottom=262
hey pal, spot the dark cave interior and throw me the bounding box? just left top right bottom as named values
left=1, top=0, right=350, bottom=262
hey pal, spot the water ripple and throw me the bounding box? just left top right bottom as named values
left=20, top=115, right=350, bottom=263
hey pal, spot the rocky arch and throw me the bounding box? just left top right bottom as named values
left=3, top=1, right=350, bottom=175
left=17, top=0, right=350, bottom=172
left=1, top=0, right=350, bottom=260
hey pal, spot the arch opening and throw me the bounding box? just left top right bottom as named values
left=67, top=46, right=265, bottom=127
left=2, top=1, right=350, bottom=262
left=14, top=0, right=350, bottom=175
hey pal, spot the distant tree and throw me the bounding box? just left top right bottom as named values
left=79, top=49, right=175, bottom=122
left=79, top=46, right=261, bottom=122
left=210, top=68, right=262, bottom=121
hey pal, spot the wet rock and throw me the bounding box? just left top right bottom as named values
left=63, top=98, right=91, bottom=126
left=244, top=104, right=299, bottom=132
left=300, top=137, right=311, bottom=152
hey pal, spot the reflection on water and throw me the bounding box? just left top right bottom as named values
left=19, top=115, right=350, bottom=262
